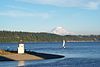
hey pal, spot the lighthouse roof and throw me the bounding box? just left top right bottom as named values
left=19, top=40, right=24, bottom=44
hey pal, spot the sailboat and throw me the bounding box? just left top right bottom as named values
left=63, top=40, right=66, bottom=48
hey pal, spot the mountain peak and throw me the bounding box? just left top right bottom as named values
left=51, top=27, right=74, bottom=35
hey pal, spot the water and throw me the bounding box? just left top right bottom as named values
left=0, top=42, right=100, bottom=67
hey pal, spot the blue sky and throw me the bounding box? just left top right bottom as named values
left=0, top=0, right=100, bottom=35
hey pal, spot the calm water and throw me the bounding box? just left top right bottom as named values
left=0, top=42, right=100, bottom=67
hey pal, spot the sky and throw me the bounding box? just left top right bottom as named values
left=0, top=0, right=100, bottom=35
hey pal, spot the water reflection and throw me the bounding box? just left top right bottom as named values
left=18, top=61, right=25, bottom=67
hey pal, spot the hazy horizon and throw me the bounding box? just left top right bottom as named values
left=0, top=0, right=100, bottom=35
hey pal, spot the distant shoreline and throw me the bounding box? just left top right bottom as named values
left=0, top=41, right=100, bottom=43
left=0, top=31, right=99, bottom=43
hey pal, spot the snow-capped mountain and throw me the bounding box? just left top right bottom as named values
left=51, top=27, right=74, bottom=35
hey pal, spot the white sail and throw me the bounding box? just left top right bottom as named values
left=63, top=40, right=65, bottom=48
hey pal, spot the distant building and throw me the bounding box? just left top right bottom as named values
left=18, top=40, right=24, bottom=54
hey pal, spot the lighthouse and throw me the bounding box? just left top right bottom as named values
left=18, top=40, right=24, bottom=54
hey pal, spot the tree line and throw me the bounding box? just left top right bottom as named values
left=0, top=31, right=100, bottom=42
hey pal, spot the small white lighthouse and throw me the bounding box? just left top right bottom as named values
left=18, top=40, right=24, bottom=54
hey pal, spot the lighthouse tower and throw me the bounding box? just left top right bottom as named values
left=18, top=40, right=24, bottom=54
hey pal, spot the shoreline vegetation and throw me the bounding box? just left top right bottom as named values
left=0, top=31, right=100, bottom=43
